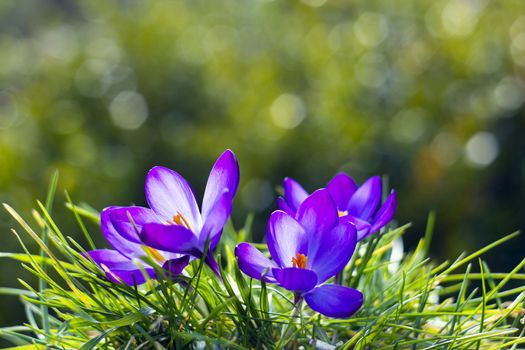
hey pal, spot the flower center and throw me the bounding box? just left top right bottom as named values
left=145, top=246, right=167, bottom=264
left=170, top=212, right=192, bottom=230
left=338, top=210, right=348, bottom=217
left=291, top=253, right=308, bottom=269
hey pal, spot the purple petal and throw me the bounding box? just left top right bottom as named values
left=145, top=166, right=202, bottom=230
left=235, top=242, right=277, bottom=282
left=109, top=206, right=160, bottom=244
left=204, top=251, right=221, bottom=278
left=326, top=173, right=358, bottom=210
left=283, top=177, right=308, bottom=212
left=200, top=189, right=232, bottom=250
left=307, top=222, right=357, bottom=283
left=87, top=249, right=156, bottom=285
left=276, top=197, right=295, bottom=216
left=201, top=149, right=239, bottom=222
left=369, top=190, right=397, bottom=235
left=304, top=284, right=363, bottom=318
left=346, top=176, right=381, bottom=220
left=296, top=189, right=339, bottom=239
left=101, top=207, right=145, bottom=259
left=162, top=255, right=190, bottom=276
left=272, top=267, right=317, bottom=292
left=141, top=223, right=201, bottom=255
left=340, top=215, right=372, bottom=241
left=266, top=211, right=308, bottom=268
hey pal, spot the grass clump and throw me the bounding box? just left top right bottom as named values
left=0, top=179, right=524, bottom=349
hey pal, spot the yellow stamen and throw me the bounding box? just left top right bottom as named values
left=291, top=253, right=308, bottom=269
left=170, top=212, right=192, bottom=230
left=338, top=210, right=348, bottom=217
left=145, top=246, right=166, bottom=264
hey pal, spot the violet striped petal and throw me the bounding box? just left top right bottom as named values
left=201, top=149, right=239, bottom=223
left=326, top=172, right=358, bottom=210
left=272, top=267, right=317, bottom=292
left=304, top=284, right=363, bottom=318
left=235, top=242, right=277, bottom=282
left=346, top=176, right=381, bottom=220
left=266, top=211, right=308, bottom=268
left=109, top=206, right=160, bottom=244
left=307, top=222, right=357, bottom=284
left=162, top=256, right=191, bottom=276
left=296, top=189, right=339, bottom=242
left=87, top=249, right=156, bottom=285
left=369, top=190, right=397, bottom=235
left=101, top=207, right=145, bottom=260
left=276, top=197, right=295, bottom=216
left=141, top=223, right=201, bottom=256
left=145, top=166, right=202, bottom=230
left=340, top=215, right=372, bottom=241
left=200, top=189, right=232, bottom=250
left=283, top=177, right=308, bottom=212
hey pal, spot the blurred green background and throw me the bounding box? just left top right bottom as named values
left=1, top=0, right=524, bottom=330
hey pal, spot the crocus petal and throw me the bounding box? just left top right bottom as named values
left=346, top=176, right=381, bottom=220
left=276, top=197, right=295, bottom=216
left=162, top=255, right=190, bottom=276
left=304, top=284, right=363, bottom=318
left=283, top=177, right=309, bottom=212
left=340, top=215, right=372, bottom=241
left=200, top=189, right=232, bottom=250
left=201, top=149, right=239, bottom=222
left=235, top=242, right=277, bottom=282
left=369, top=190, right=397, bottom=235
left=145, top=166, right=202, bottom=230
left=296, top=189, right=339, bottom=240
left=87, top=249, right=156, bottom=285
left=101, top=207, right=145, bottom=259
left=141, top=223, right=201, bottom=256
left=272, top=267, right=318, bottom=292
left=307, top=222, right=357, bottom=283
left=266, top=211, right=308, bottom=268
left=326, top=172, right=358, bottom=210
left=109, top=206, right=160, bottom=244
left=204, top=251, right=221, bottom=278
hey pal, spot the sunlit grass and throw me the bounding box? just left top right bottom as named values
left=0, top=182, right=523, bottom=349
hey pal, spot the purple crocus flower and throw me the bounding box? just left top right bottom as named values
left=139, top=149, right=240, bottom=276
left=277, top=173, right=396, bottom=241
left=235, top=189, right=363, bottom=318
left=87, top=206, right=190, bottom=285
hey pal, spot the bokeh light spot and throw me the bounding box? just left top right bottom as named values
left=301, top=0, right=328, bottom=7
left=354, top=12, right=388, bottom=47
left=390, top=108, right=428, bottom=143
left=109, top=91, right=149, bottom=130
left=431, top=132, right=462, bottom=166
left=441, top=0, right=483, bottom=38
left=465, top=132, right=499, bottom=167
left=270, top=94, right=306, bottom=129
left=493, top=77, right=524, bottom=112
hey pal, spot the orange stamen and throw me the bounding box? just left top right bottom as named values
left=338, top=210, right=348, bottom=217
left=291, top=253, right=308, bottom=269
left=145, top=246, right=166, bottom=264
left=170, top=212, right=192, bottom=230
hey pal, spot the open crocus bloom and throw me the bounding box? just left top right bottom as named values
left=236, top=189, right=363, bottom=318
left=87, top=206, right=190, bottom=285
left=139, top=149, right=240, bottom=276
left=277, top=173, right=396, bottom=241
